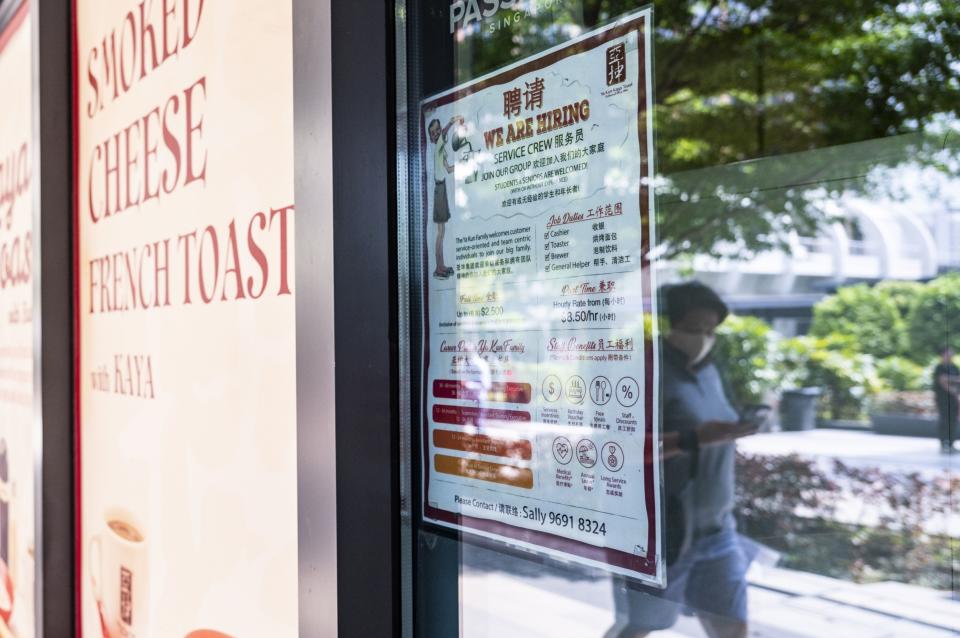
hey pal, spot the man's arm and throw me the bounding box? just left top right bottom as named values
left=654, top=421, right=758, bottom=464
left=938, top=372, right=951, bottom=390
left=937, top=373, right=960, bottom=396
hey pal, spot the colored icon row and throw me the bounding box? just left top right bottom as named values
left=542, top=374, right=639, bottom=407
left=552, top=436, right=624, bottom=472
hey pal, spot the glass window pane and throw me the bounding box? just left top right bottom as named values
left=398, top=1, right=959, bottom=636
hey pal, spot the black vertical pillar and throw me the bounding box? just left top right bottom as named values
left=32, top=0, right=75, bottom=634
left=330, top=0, right=401, bottom=636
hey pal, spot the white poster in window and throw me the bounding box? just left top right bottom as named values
left=420, top=9, right=663, bottom=585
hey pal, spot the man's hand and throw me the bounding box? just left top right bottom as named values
left=696, top=420, right=758, bottom=447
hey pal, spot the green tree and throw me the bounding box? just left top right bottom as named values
left=713, top=315, right=777, bottom=407
left=454, top=0, right=959, bottom=258
left=875, top=356, right=927, bottom=392
left=644, top=0, right=960, bottom=258
left=777, top=335, right=882, bottom=420
left=906, top=273, right=960, bottom=359
left=875, top=280, right=924, bottom=318
left=810, top=284, right=905, bottom=358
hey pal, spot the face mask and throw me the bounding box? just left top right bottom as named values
left=668, top=330, right=715, bottom=365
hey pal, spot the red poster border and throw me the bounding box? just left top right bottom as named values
left=419, top=12, right=660, bottom=579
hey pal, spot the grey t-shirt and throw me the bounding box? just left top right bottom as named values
left=661, top=342, right=739, bottom=543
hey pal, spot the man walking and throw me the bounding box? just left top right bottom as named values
left=934, top=346, right=959, bottom=454
left=606, top=282, right=759, bottom=638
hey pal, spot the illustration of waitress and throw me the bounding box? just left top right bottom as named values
left=428, top=115, right=464, bottom=280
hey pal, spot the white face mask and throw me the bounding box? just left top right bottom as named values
left=668, top=330, right=716, bottom=365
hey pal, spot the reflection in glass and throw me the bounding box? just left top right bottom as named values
left=401, top=0, right=959, bottom=635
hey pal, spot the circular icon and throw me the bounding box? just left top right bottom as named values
left=602, top=442, right=624, bottom=472
left=590, top=376, right=612, bottom=405
left=576, top=439, right=598, bottom=468
left=616, top=377, right=640, bottom=408
left=552, top=437, right=573, bottom=465
left=542, top=375, right=562, bottom=402
left=566, top=375, right=586, bottom=405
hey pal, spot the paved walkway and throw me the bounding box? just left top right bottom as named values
left=459, top=430, right=959, bottom=637
left=461, top=555, right=959, bottom=637
left=737, top=429, right=959, bottom=475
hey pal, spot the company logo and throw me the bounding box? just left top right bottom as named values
left=120, top=566, right=133, bottom=624
left=606, top=43, right=626, bottom=86
left=450, top=0, right=521, bottom=33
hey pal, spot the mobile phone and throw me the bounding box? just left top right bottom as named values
left=740, top=404, right=772, bottom=428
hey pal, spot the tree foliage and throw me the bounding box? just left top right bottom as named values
left=906, top=272, right=960, bottom=358
left=453, top=0, right=960, bottom=258
left=713, top=314, right=777, bottom=407
left=875, top=356, right=928, bottom=392
left=776, top=335, right=882, bottom=420
left=810, top=284, right=906, bottom=358
left=875, top=280, right=924, bottom=318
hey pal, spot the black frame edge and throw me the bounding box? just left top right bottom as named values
left=331, top=0, right=401, bottom=635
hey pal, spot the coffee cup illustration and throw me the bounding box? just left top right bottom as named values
left=90, top=508, right=148, bottom=638
left=451, top=126, right=480, bottom=184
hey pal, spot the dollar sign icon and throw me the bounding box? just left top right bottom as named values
left=543, top=375, right=562, bottom=402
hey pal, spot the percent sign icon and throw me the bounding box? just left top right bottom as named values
left=616, top=377, right=639, bottom=407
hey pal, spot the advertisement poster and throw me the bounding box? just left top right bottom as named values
left=0, top=2, right=36, bottom=635
left=75, top=1, right=298, bottom=635
left=420, top=10, right=662, bottom=584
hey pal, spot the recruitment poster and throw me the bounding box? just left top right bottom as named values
left=0, top=2, right=36, bottom=635
left=420, top=10, right=662, bottom=584
left=75, top=1, right=298, bottom=635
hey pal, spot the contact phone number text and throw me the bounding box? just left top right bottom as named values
left=521, top=506, right=607, bottom=536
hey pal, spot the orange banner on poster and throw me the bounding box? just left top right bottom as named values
left=435, top=454, right=534, bottom=489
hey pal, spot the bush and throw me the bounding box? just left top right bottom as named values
left=713, top=315, right=778, bottom=407
left=736, top=452, right=960, bottom=590
left=875, top=356, right=927, bottom=392
left=810, top=284, right=905, bottom=358
left=872, top=391, right=935, bottom=417
left=875, top=280, right=923, bottom=318
left=776, top=335, right=882, bottom=420
left=906, top=273, right=960, bottom=360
